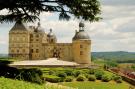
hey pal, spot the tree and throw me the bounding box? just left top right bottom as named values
left=0, top=0, right=101, bottom=23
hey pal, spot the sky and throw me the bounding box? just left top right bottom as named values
left=0, top=0, right=135, bottom=54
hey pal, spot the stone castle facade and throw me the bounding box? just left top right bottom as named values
left=9, top=21, right=91, bottom=64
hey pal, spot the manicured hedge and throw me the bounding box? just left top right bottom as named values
left=65, top=77, right=73, bottom=82
left=88, top=75, right=96, bottom=81
left=76, top=75, right=86, bottom=81
left=45, top=75, right=63, bottom=83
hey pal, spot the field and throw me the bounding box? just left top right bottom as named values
left=61, top=81, right=131, bottom=89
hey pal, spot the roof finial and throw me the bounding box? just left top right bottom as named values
left=50, top=28, right=52, bottom=32
left=37, top=22, right=41, bottom=27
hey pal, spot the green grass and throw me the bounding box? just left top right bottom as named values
left=0, top=77, right=45, bottom=89
left=61, top=81, right=131, bottom=89
left=0, top=77, right=72, bottom=89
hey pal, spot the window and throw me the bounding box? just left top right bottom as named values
left=30, top=39, right=33, bottom=41
left=17, top=50, right=19, bottom=53
left=51, top=39, right=53, bottom=42
left=80, top=45, right=83, bottom=48
left=36, top=39, right=39, bottom=41
left=36, top=49, right=39, bottom=53
left=80, top=51, right=83, bottom=55
left=31, top=49, right=33, bottom=53
left=31, top=34, right=33, bottom=38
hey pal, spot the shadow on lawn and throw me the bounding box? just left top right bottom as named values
left=0, top=60, right=43, bottom=84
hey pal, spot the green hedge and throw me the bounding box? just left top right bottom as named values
left=76, top=75, right=86, bottom=81
left=95, top=70, right=104, bottom=80
left=65, top=77, right=73, bottom=82
left=101, top=74, right=111, bottom=82
left=45, top=75, right=63, bottom=83
left=88, top=75, right=96, bottom=81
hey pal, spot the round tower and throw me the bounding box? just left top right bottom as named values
left=72, top=22, right=91, bottom=64
left=47, top=29, right=57, bottom=43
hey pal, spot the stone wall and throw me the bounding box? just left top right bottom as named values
left=43, top=43, right=73, bottom=61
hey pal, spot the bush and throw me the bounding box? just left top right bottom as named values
left=81, top=69, right=89, bottom=74
left=16, top=68, right=43, bottom=84
left=58, top=72, right=67, bottom=78
left=116, top=79, right=122, bottom=83
left=45, top=75, right=63, bottom=83
left=88, top=69, right=94, bottom=74
left=88, top=75, right=96, bottom=81
left=85, top=73, right=89, bottom=78
left=76, top=75, right=86, bottom=81
left=73, top=70, right=81, bottom=77
left=95, top=70, right=104, bottom=80
left=48, top=70, right=55, bottom=75
left=113, top=75, right=122, bottom=81
left=101, top=74, right=111, bottom=82
left=65, top=77, right=73, bottom=82
left=65, top=69, right=73, bottom=76
left=113, top=75, right=122, bottom=83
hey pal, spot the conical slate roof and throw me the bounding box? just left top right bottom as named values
left=10, top=21, right=27, bottom=31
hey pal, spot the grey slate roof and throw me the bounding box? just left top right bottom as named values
left=10, top=21, right=27, bottom=31
left=72, top=30, right=90, bottom=40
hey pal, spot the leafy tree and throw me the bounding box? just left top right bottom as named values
left=0, top=0, right=101, bottom=23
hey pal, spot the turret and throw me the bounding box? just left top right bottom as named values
left=47, top=29, right=57, bottom=43
left=72, top=22, right=91, bottom=64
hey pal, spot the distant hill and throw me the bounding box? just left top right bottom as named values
left=92, top=51, right=135, bottom=63
left=0, top=54, right=8, bottom=57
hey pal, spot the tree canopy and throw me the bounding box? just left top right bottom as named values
left=0, top=0, right=101, bottom=23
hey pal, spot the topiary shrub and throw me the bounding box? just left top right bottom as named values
left=65, top=69, right=73, bottom=76
left=45, top=75, right=63, bottom=83
left=95, top=70, right=104, bottom=80
left=113, top=75, right=122, bottom=83
left=57, top=72, right=67, bottom=78
left=101, top=74, right=111, bottom=82
left=85, top=73, right=89, bottom=78
left=116, top=79, right=122, bottom=83
left=73, top=70, right=81, bottom=77
left=88, top=69, right=94, bottom=74
left=113, top=75, right=122, bottom=81
left=48, top=70, right=55, bottom=75
left=65, top=77, right=73, bottom=82
left=88, top=75, right=96, bottom=81
left=76, top=75, right=86, bottom=81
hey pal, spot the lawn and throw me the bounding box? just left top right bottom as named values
left=0, top=77, right=77, bottom=89
left=60, top=81, right=131, bottom=89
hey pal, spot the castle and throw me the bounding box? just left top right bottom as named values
left=9, top=21, right=91, bottom=64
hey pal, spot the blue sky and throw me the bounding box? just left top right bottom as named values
left=0, top=0, right=135, bottom=54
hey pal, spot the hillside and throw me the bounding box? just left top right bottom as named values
left=92, top=51, right=135, bottom=63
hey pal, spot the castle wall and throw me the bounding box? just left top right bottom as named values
left=42, top=43, right=73, bottom=61
left=9, top=31, right=30, bottom=60
left=29, top=32, right=46, bottom=60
